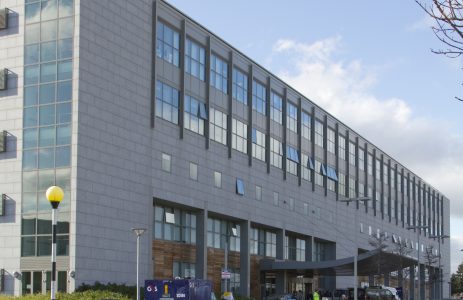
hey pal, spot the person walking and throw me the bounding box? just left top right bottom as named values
left=313, top=289, right=320, bottom=300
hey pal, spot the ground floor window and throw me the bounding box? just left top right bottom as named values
left=173, top=261, right=196, bottom=279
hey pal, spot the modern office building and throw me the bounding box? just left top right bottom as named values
left=0, top=0, right=451, bottom=299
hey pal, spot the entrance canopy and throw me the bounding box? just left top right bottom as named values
left=260, top=250, right=417, bottom=276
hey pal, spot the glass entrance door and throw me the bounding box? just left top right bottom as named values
left=21, top=271, right=67, bottom=295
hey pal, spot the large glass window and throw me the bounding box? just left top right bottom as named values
left=232, top=68, right=248, bottom=104
left=349, top=142, right=356, bottom=166
left=270, top=92, right=282, bottom=124
left=301, top=154, right=312, bottom=182
left=339, top=135, right=346, bottom=160
left=286, top=145, right=299, bottom=176
left=302, top=112, right=311, bottom=140
left=232, top=118, right=247, bottom=154
left=209, top=108, right=227, bottom=145
left=339, top=173, right=346, bottom=197
left=383, top=163, right=389, bottom=184
left=185, top=39, right=205, bottom=81
left=375, top=158, right=381, bottom=179
left=270, top=137, right=283, bottom=169
left=207, top=218, right=240, bottom=251
left=252, top=128, right=265, bottom=161
left=173, top=262, right=196, bottom=279
left=156, top=80, right=179, bottom=124
left=315, top=120, right=323, bottom=147
left=252, top=80, right=266, bottom=114
left=210, top=54, right=228, bottom=94
left=367, top=154, right=373, bottom=176
left=359, top=148, right=365, bottom=171
left=286, top=102, right=297, bottom=132
left=349, top=177, right=356, bottom=198
left=184, top=95, right=207, bottom=135
left=156, top=21, right=180, bottom=66
left=154, top=205, right=196, bottom=244
left=315, top=159, right=324, bottom=186
left=327, top=128, right=335, bottom=154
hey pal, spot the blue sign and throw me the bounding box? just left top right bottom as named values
left=145, top=279, right=211, bottom=300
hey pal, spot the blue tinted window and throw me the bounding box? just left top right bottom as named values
left=38, top=148, right=54, bottom=169
left=41, top=41, right=57, bottom=62
left=252, top=81, right=266, bottom=114
left=236, top=179, right=245, bottom=195
left=57, top=81, right=72, bottom=102
left=156, top=21, right=180, bottom=67
left=24, top=86, right=39, bottom=106
left=155, top=80, right=179, bottom=124
left=55, top=146, right=70, bottom=167
left=25, top=44, right=40, bottom=65
left=39, top=126, right=55, bottom=147
left=58, top=38, right=73, bottom=59
left=23, top=128, right=38, bottom=149
left=39, top=83, right=55, bottom=104
left=232, top=68, right=247, bottom=103
left=185, top=39, right=205, bottom=81
left=270, top=92, right=282, bottom=123
left=24, top=107, right=38, bottom=127
left=210, top=55, right=228, bottom=94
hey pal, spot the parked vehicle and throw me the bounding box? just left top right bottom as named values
left=347, top=288, right=366, bottom=300
left=366, top=286, right=399, bottom=300
left=265, top=294, right=297, bottom=300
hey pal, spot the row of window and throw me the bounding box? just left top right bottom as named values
left=155, top=21, right=444, bottom=236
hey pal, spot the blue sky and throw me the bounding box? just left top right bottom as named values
left=166, top=0, right=463, bottom=273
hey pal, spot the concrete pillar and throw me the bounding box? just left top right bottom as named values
left=398, top=269, right=403, bottom=290
left=195, top=209, right=208, bottom=279
left=239, top=220, right=250, bottom=297
left=409, top=266, right=415, bottom=300
left=275, top=229, right=286, bottom=295
left=369, top=275, right=375, bottom=287
left=305, top=236, right=312, bottom=262
left=419, top=264, right=425, bottom=300
left=384, top=273, right=390, bottom=286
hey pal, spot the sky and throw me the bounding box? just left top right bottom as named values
left=165, top=0, right=463, bottom=273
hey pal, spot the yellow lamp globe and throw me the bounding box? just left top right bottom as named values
left=46, top=186, right=64, bottom=204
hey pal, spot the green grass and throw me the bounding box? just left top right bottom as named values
left=0, top=290, right=132, bottom=300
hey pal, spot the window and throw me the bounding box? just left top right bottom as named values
left=189, top=162, right=197, bottom=181
left=338, top=173, right=346, bottom=197
left=185, top=39, right=205, bottom=80
left=383, top=163, right=388, bottom=184
left=207, top=218, right=232, bottom=249
left=327, top=128, right=335, bottom=154
left=250, top=228, right=258, bottom=255
left=349, top=177, right=356, bottom=198
left=162, top=153, right=171, bottom=172
left=359, top=148, right=365, bottom=171
left=375, top=159, right=381, bottom=179
left=156, top=21, right=180, bottom=66
left=252, top=128, right=265, bottom=161
left=155, top=80, right=179, bottom=124
left=303, top=203, right=309, bottom=215
left=314, top=160, right=324, bottom=186
left=397, top=173, right=402, bottom=193
left=302, top=112, right=311, bottom=140
left=236, top=179, right=245, bottom=195
left=289, top=197, right=295, bottom=211
left=367, top=154, right=373, bottom=176
left=327, top=166, right=337, bottom=192
left=270, top=137, right=283, bottom=169
left=270, top=92, right=282, bottom=124
left=184, top=95, right=207, bottom=135
left=265, top=231, right=276, bottom=257
left=210, top=55, right=228, bottom=94
left=214, top=171, right=221, bottom=188
left=287, top=102, right=297, bottom=132
left=349, top=142, right=356, bottom=166
left=252, top=80, right=266, bottom=114
left=273, top=192, right=279, bottom=206
left=154, top=205, right=196, bottom=244
left=391, top=168, right=395, bottom=188
left=209, top=108, right=227, bottom=145
left=296, top=238, right=306, bottom=262
left=301, top=154, right=312, bottom=182
left=315, top=120, right=323, bottom=147
left=232, top=118, right=247, bottom=153
left=232, top=68, right=247, bottom=104
left=338, top=135, right=346, bottom=160
left=255, top=185, right=262, bottom=201
left=359, top=183, right=365, bottom=197
left=173, top=262, right=196, bottom=279
left=286, top=145, right=299, bottom=176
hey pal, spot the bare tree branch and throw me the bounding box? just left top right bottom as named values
left=416, top=0, right=463, bottom=100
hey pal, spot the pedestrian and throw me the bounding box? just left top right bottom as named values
left=313, top=289, right=320, bottom=300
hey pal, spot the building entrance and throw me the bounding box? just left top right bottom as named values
left=21, top=271, right=67, bottom=295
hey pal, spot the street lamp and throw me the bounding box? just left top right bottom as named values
left=45, top=186, right=64, bottom=300
left=429, top=234, right=450, bottom=300
left=340, top=197, right=371, bottom=300
left=132, top=228, right=146, bottom=300
left=407, top=225, right=430, bottom=300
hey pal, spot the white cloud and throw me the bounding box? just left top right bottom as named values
left=269, top=37, right=463, bottom=272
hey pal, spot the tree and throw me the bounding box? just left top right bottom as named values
left=451, top=262, right=463, bottom=294
left=415, top=0, right=463, bottom=101
left=369, top=233, right=389, bottom=284
left=393, top=240, right=413, bottom=299
left=423, top=245, right=439, bottom=299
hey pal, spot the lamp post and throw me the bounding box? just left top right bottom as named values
left=429, top=234, right=449, bottom=300
left=132, top=228, right=146, bottom=300
left=340, top=196, right=371, bottom=300
left=45, top=186, right=64, bottom=300
left=407, top=225, right=429, bottom=300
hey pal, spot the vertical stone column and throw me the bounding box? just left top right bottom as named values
left=419, top=264, right=425, bottom=300
left=409, top=266, right=415, bottom=300
left=384, top=273, right=390, bottom=286
left=239, top=220, right=250, bottom=297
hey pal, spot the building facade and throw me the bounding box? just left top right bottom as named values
left=0, top=0, right=451, bottom=299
